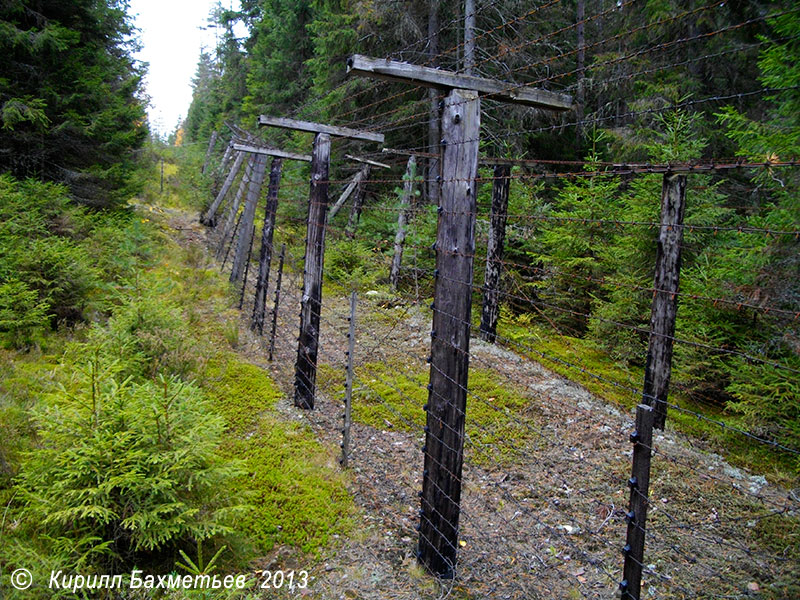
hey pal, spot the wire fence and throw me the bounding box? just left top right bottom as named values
left=194, top=2, right=799, bottom=597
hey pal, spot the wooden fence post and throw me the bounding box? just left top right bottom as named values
left=479, top=163, right=511, bottom=343
left=230, top=153, right=268, bottom=283
left=390, top=155, right=417, bottom=291
left=645, top=173, right=687, bottom=430
left=203, top=150, right=245, bottom=226
left=202, top=130, right=219, bottom=174
left=268, top=244, right=286, bottom=357
left=419, top=88, right=480, bottom=578
left=621, top=404, right=655, bottom=600
left=217, top=155, right=254, bottom=259
left=328, top=165, right=368, bottom=223
left=341, top=290, right=356, bottom=468
left=295, top=133, right=331, bottom=409
left=346, top=168, right=368, bottom=237
left=251, top=157, right=283, bottom=333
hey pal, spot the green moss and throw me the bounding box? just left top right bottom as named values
left=202, top=354, right=283, bottom=434
left=318, top=361, right=540, bottom=466
left=200, top=354, right=352, bottom=558
left=226, top=422, right=352, bottom=555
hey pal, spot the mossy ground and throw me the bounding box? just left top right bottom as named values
left=317, top=360, right=542, bottom=467
left=496, top=316, right=799, bottom=483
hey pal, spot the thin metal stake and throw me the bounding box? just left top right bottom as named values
left=238, top=225, right=256, bottom=310
left=341, top=290, right=356, bottom=468
left=267, top=244, right=286, bottom=358
left=620, top=404, right=656, bottom=600
left=221, top=208, right=244, bottom=271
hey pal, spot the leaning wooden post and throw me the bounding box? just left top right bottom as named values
left=295, top=133, right=331, bottom=409
left=346, top=169, right=368, bottom=238
left=328, top=165, right=368, bottom=223
left=390, top=155, right=417, bottom=291
left=230, top=153, right=268, bottom=283
left=203, top=150, right=245, bottom=226
left=216, top=155, right=254, bottom=259
left=202, top=130, right=219, bottom=174
left=644, top=173, right=687, bottom=430
left=213, top=141, right=235, bottom=195
left=479, top=163, right=511, bottom=343
left=419, top=88, right=480, bottom=577
left=620, top=404, right=655, bottom=600
left=340, top=290, right=357, bottom=468
left=251, top=157, right=283, bottom=333
left=267, top=244, right=286, bottom=356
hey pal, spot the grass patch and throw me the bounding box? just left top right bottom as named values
left=318, top=360, right=541, bottom=467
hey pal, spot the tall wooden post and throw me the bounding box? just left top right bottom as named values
left=621, top=404, right=655, bottom=600
left=427, top=0, right=441, bottom=207
left=202, top=130, right=219, bottom=174
left=203, top=150, right=245, bottom=226
left=257, top=117, right=382, bottom=409
left=645, top=173, right=687, bottom=430
left=419, top=89, right=480, bottom=577
left=464, top=0, right=476, bottom=75
left=576, top=0, right=586, bottom=139
left=251, top=157, right=283, bottom=334
left=230, top=153, right=268, bottom=283
left=347, top=53, right=571, bottom=580
left=390, top=155, right=417, bottom=290
left=295, top=133, right=331, bottom=409
left=479, top=163, right=511, bottom=343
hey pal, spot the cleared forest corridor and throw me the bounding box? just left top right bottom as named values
left=1, top=1, right=799, bottom=599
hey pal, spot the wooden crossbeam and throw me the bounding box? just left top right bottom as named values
left=258, top=115, right=384, bottom=144
left=232, top=142, right=312, bottom=162
left=347, top=54, right=573, bottom=111
left=345, top=154, right=391, bottom=169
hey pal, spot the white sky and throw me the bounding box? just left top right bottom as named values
left=129, top=0, right=244, bottom=138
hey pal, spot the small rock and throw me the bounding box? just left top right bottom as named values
left=747, top=582, right=760, bottom=592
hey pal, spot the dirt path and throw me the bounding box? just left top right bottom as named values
left=167, top=208, right=798, bottom=599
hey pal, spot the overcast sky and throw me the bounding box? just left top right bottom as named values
left=129, top=0, right=243, bottom=138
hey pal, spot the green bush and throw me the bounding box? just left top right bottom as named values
left=0, top=280, right=49, bottom=349
left=107, top=293, right=197, bottom=378
left=15, top=363, right=246, bottom=566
